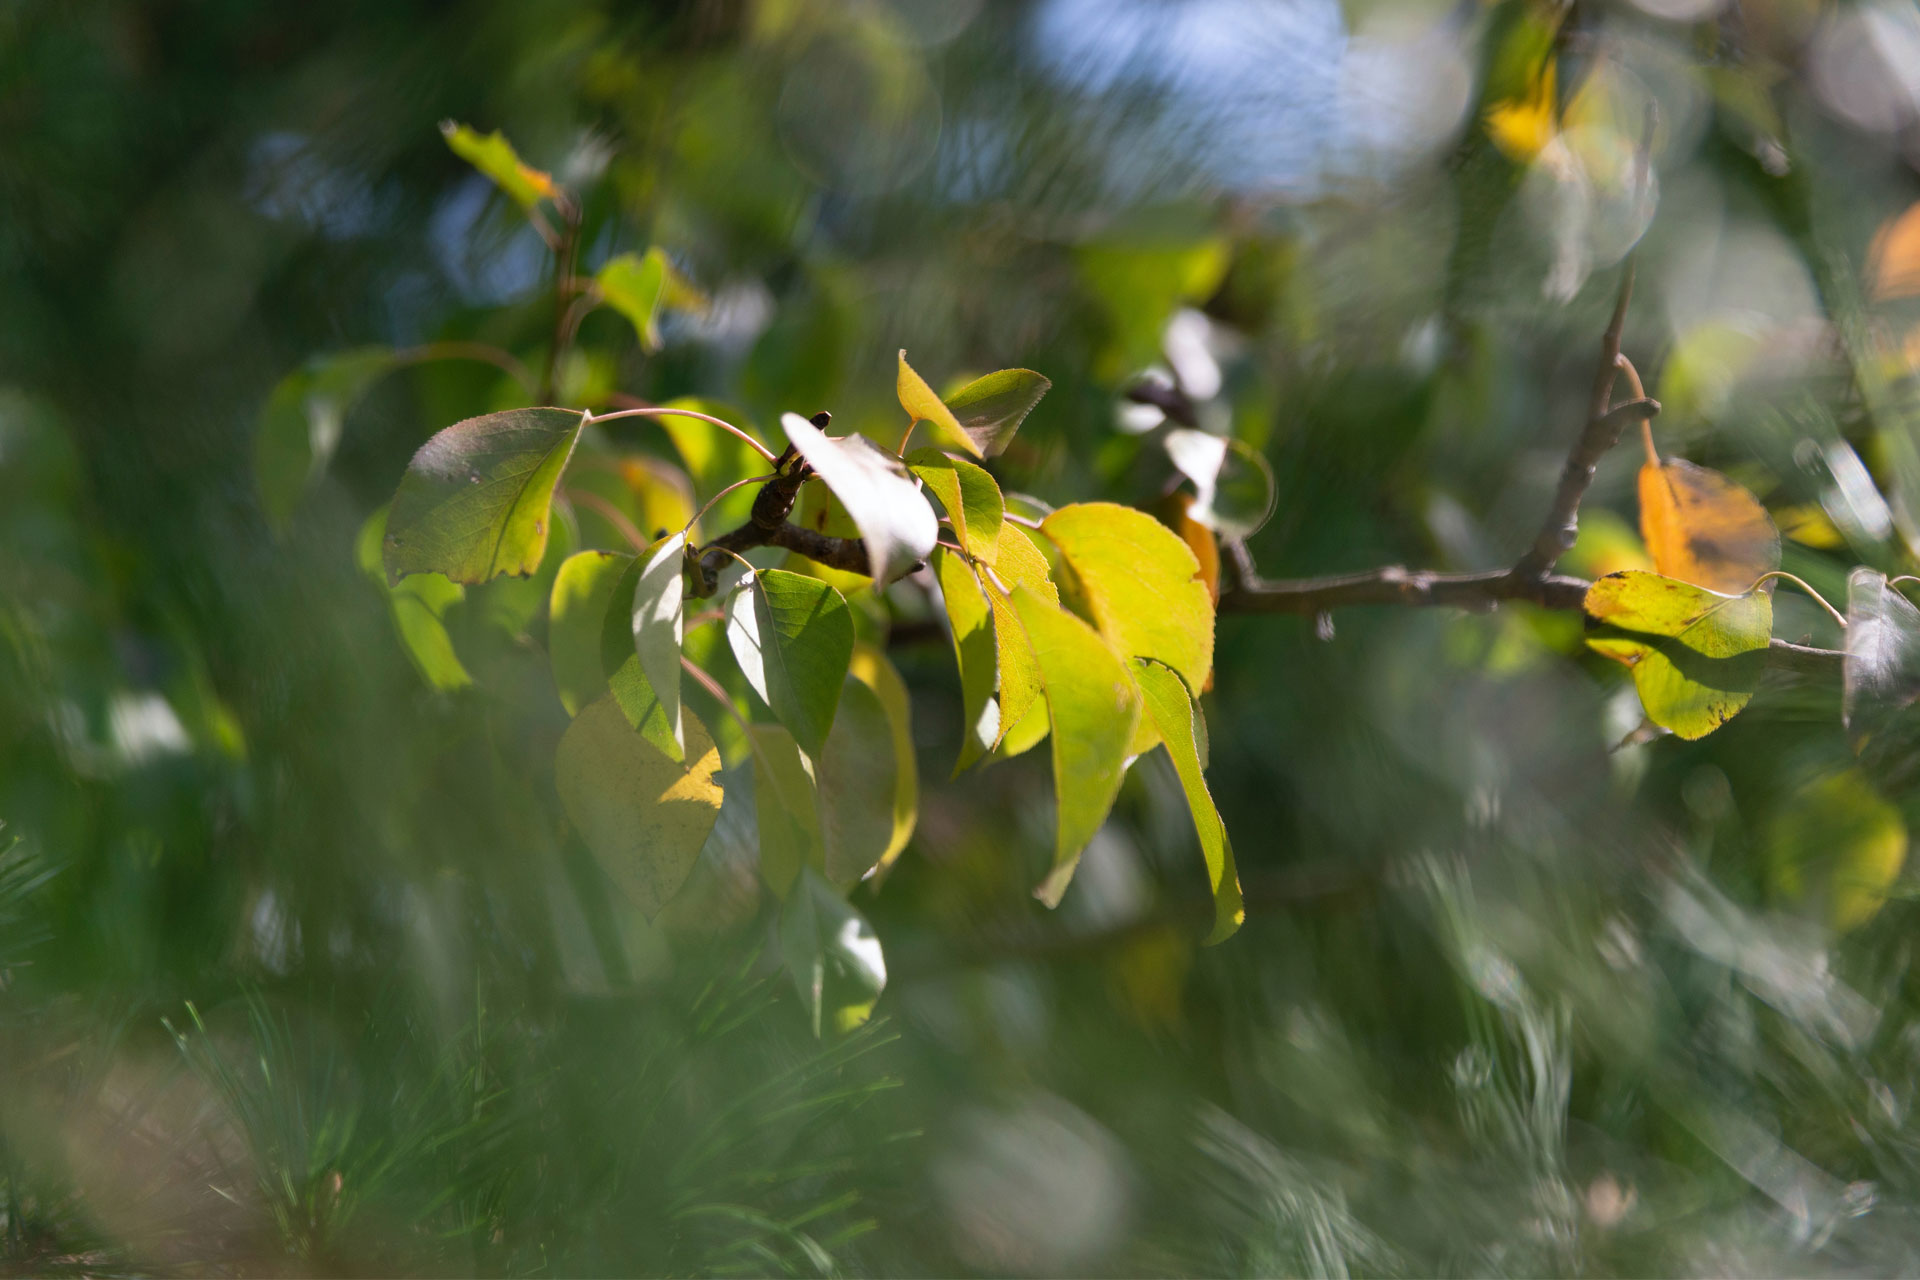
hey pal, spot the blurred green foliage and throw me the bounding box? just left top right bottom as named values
left=9, top=0, right=1920, bottom=1274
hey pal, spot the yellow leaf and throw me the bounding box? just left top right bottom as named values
left=1767, top=770, right=1907, bottom=931
left=1584, top=571, right=1773, bottom=740
left=1638, top=456, right=1780, bottom=595
left=1041, top=502, right=1214, bottom=696
left=1486, top=58, right=1557, bottom=162
left=1870, top=201, right=1920, bottom=301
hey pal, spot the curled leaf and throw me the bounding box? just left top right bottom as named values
left=946, top=368, right=1051, bottom=458
left=1134, top=659, right=1242, bottom=943
left=781, top=412, right=938, bottom=584
left=897, top=352, right=979, bottom=456
left=632, top=533, right=687, bottom=759
left=1163, top=428, right=1277, bottom=540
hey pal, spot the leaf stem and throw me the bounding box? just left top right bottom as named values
left=1002, top=512, right=1042, bottom=530
left=1617, top=353, right=1656, bottom=465
left=684, top=474, right=778, bottom=538
left=1750, top=571, right=1847, bottom=630
left=682, top=656, right=753, bottom=736
left=591, top=405, right=780, bottom=465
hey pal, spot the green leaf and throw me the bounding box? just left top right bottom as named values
left=945, top=368, right=1052, bottom=458
left=384, top=407, right=584, bottom=586
left=356, top=505, right=471, bottom=690
left=555, top=693, right=722, bottom=918
left=1010, top=586, right=1143, bottom=907
left=1163, top=428, right=1277, bottom=540
left=849, top=644, right=917, bottom=880
left=780, top=413, right=937, bottom=583
left=550, top=551, right=633, bottom=714
left=779, top=867, right=887, bottom=1037
left=257, top=347, right=396, bottom=532
left=632, top=532, right=688, bottom=760
left=815, top=673, right=898, bottom=887
left=1041, top=501, right=1214, bottom=694
left=597, top=249, right=669, bottom=352
left=1133, top=659, right=1243, bottom=944
left=440, top=121, right=558, bottom=212
left=726, top=568, right=854, bottom=758
left=907, top=447, right=1003, bottom=565
left=934, top=548, right=999, bottom=773
left=597, top=556, right=680, bottom=757
left=1584, top=570, right=1773, bottom=740
left=897, top=351, right=980, bottom=456
left=1766, top=769, right=1907, bottom=931
left=750, top=723, right=821, bottom=900
left=1844, top=568, right=1920, bottom=786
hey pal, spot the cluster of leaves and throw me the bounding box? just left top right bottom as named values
left=253, top=126, right=1253, bottom=1030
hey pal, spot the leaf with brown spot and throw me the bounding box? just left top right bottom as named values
left=1638, top=456, right=1779, bottom=596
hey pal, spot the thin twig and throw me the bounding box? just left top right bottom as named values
left=596, top=397, right=780, bottom=465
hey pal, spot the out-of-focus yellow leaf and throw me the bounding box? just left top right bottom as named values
left=1870, top=201, right=1920, bottom=301
left=1638, top=456, right=1780, bottom=595
left=439, top=121, right=558, bottom=213
left=1766, top=769, right=1907, bottom=931
left=1775, top=502, right=1847, bottom=550
left=1486, top=57, right=1557, bottom=162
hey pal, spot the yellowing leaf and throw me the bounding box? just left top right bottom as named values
left=1767, top=770, right=1907, bottom=931
left=356, top=505, right=471, bottom=691
left=1871, top=200, right=1920, bottom=301
left=1011, top=587, right=1142, bottom=908
left=1584, top=570, right=1773, bottom=740
left=384, top=407, right=583, bottom=586
left=907, top=447, right=1003, bottom=564
left=555, top=694, right=722, bottom=919
left=934, top=548, right=1000, bottom=773
left=1134, top=659, right=1242, bottom=944
left=1638, top=456, right=1780, bottom=595
left=849, top=644, right=917, bottom=879
left=550, top=550, right=633, bottom=714
left=440, top=121, right=558, bottom=212
left=1041, top=502, right=1214, bottom=695
left=897, top=351, right=979, bottom=456
left=1486, top=57, right=1557, bottom=162
left=1163, top=492, right=1220, bottom=605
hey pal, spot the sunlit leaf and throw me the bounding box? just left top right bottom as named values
left=555, top=693, right=722, bottom=918
left=632, top=532, right=687, bottom=760
left=934, top=548, right=1000, bottom=773
left=726, top=568, right=854, bottom=758
left=1162, top=428, right=1277, bottom=540
left=1041, top=501, right=1214, bottom=695
left=598, top=249, right=669, bottom=352
left=751, top=723, right=821, bottom=900
left=440, top=121, right=558, bottom=212
left=1134, top=659, right=1242, bottom=944
left=849, top=644, right=916, bottom=880
left=897, top=351, right=979, bottom=456
left=356, top=505, right=471, bottom=690
left=781, top=413, right=937, bottom=583
left=1486, top=56, right=1557, bottom=161
left=384, top=407, right=583, bottom=585
left=946, top=368, right=1051, bottom=458
left=550, top=550, right=632, bottom=715
left=1584, top=570, right=1773, bottom=740
left=1638, top=456, right=1780, bottom=595
left=257, top=347, right=395, bottom=532
left=1766, top=769, right=1907, bottom=931
left=1011, top=587, right=1143, bottom=907
left=779, top=867, right=886, bottom=1037
left=907, top=447, right=1003, bottom=565
left=815, top=674, right=897, bottom=887
left=598, top=556, right=681, bottom=756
